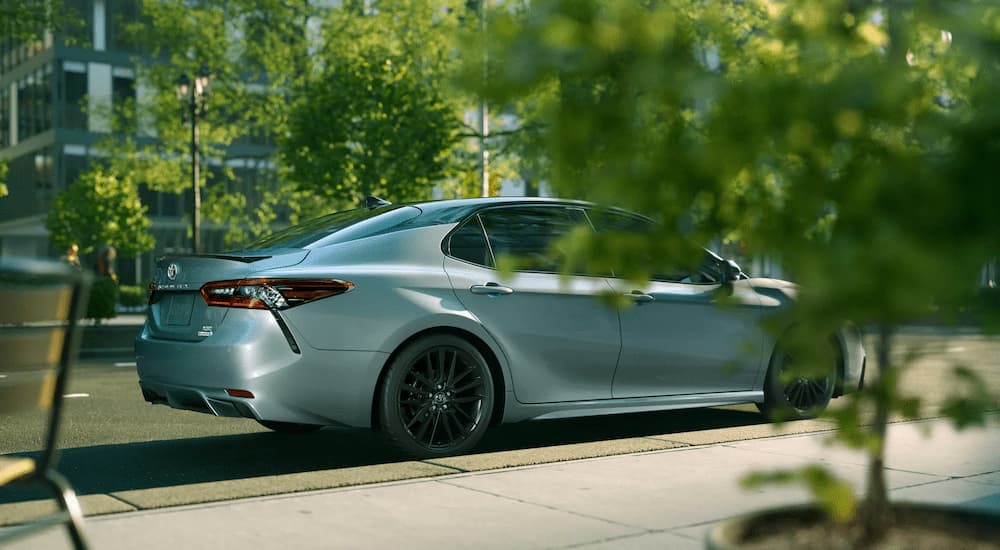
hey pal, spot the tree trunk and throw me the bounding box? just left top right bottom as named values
left=860, top=324, right=894, bottom=543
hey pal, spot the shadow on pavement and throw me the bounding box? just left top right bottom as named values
left=0, top=406, right=763, bottom=504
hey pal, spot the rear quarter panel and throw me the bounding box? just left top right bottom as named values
left=273, top=225, right=514, bottom=390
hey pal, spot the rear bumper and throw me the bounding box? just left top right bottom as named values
left=138, top=380, right=260, bottom=419
left=135, top=311, right=389, bottom=428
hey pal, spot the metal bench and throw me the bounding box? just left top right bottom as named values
left=0, top=257, right=91, bottom=550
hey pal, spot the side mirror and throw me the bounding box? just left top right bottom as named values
left=722, top=259, right=743, bottom=284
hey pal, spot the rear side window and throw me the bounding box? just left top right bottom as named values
left=479, top=206, right=584, bottom=273
left=448, top=216, right=493, bottom=267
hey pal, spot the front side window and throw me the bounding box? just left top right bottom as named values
left=479, top=206, right=584, bottom=273
left=587, top=208, right=724, bottom=284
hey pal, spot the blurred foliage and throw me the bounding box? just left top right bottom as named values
left=86, top=276, right=119, bottom=321
left=117, top=285, right=148, bottom=309
left=1, top=0, right=59, bottom=41
left=45, top=168, right=154, bottom=258
left=475, top=0, right=999, bottom=323
left=470, top=0, right=1000, bottom=542
left=743, top=465, right=857, bottom=523
left=0, top=160, right=7, bottom=198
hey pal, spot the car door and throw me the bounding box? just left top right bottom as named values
left=587, top=210, right=767, bottom=398
left=442, top=205, right=621, bottom=404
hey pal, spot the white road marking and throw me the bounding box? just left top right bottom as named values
left=63, top=393, right=90, bottom=398
left=948, top=346, right=965, bottom=353
left=114, top=362, right=137, bottom=368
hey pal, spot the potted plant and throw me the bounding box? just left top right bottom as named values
left=470, top=0, right=999, bottom=547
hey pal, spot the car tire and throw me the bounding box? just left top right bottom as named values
left=757, top=337, right=837, bottom=422
left=257, top=420, right=324, bottom=433
left=379, top=334, right=495, bottom=458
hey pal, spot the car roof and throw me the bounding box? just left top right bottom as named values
left=400, top=197, right=597, bottom=225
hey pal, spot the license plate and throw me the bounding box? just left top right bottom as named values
left=165, top=293, right=195, bottom=326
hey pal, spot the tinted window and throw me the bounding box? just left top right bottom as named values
left=586, top=209, right=706, bottom=283
left=448, top=216, right=493, bottom=267
left=246, top=206, right=419, bottom=249
left=587, top=208, right=653, bottom=233
left=479, top=207, right=583, bottom=273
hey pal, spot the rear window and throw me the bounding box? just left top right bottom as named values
left=247, top=206, right=420, bottom=249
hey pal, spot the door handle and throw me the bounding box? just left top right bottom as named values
left=470, top=283, right=514, bottom=296
left=626, top=290, right=655, bottom=304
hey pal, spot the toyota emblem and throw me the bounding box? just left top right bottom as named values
left=166, top=263, right=179, bottom=281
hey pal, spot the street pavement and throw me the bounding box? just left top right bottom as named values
left=3, top=415, right=998, bottom=549
left=2, top=323, right=998, bottom=548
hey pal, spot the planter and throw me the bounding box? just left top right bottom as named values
left=706, top=502, right=1000, bottom=549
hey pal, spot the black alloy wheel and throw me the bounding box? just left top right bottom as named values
left=380, top=334, right=494, bottom=457
left=780, top=355, right=835, bottom=413
left=758, top=339, right=837, bottom=422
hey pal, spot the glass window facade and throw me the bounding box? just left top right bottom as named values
left=0, top=147, right=54, bottom=220
left=61, top=150, right=91, bottom=189
left=16, top=63, right=53, bottom=140
left=112, top=70, right=135, bottom=132
left=1, top=22, right=48, bottom=74
left=62, top=0, right=95, bottom=48
left=0, top=87, right=10, bottom=148
left=106, top=0, right=141, bottom=52
left=60, top=62, right=88, bottom=130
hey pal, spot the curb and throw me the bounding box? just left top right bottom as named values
left=80, top=323, right=142, bottom=360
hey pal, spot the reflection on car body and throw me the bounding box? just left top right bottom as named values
left=136, top=197, right=865, bottom=457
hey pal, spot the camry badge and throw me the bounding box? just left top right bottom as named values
left=166, top=263, right=179, bottom=281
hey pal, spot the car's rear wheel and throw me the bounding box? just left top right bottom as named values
left=257, top=420, right=323, bottom=433
left=757, top=338, right=837, bottom=422
left=379, top=334, right=494, bottom=458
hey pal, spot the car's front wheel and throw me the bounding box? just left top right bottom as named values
left=757, top=338, right=837, bottom=422
left=379, top=334, right=495, bottom=458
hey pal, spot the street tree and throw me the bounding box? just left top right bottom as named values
left=85, top=0, right=328, bottom=248
left=45, top=167, right=154, bottom=258
left=1, top=0, right=59, bottom=41
left=280, top=0, right=467, bottom=207
left=473, top=0, right=999, bottom=544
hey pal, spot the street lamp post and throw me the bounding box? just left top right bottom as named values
left=176, top=65, right=212, bottom=254
left=478, top=1, right=489, bottom=198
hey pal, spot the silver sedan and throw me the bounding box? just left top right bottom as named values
left=136, top=197, right=865, bottom=457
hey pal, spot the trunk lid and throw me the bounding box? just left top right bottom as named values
left=147, top=249, right=308, bottom=342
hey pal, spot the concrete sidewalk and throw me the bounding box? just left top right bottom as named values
left=7, top=416, right=998, bottom=549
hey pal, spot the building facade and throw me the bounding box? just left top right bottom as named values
left=1, top=0, right=276, bottom=285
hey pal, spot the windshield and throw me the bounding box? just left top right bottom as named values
left=247, top=205, right=412, bottom=249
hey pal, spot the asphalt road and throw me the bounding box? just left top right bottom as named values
left=2, top=330, right=998, bottom=522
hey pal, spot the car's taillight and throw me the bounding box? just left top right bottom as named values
left=200, top=279, right=354, bottom=310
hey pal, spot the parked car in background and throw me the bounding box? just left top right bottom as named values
left=136, top=197, right=865, bottom=457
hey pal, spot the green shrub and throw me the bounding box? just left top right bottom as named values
left=87, top=276, right=119, bottom=321
left=118, top=284, right=147, bottom=308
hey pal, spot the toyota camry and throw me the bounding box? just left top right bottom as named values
left=136, top=197, right=865, bottom=457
